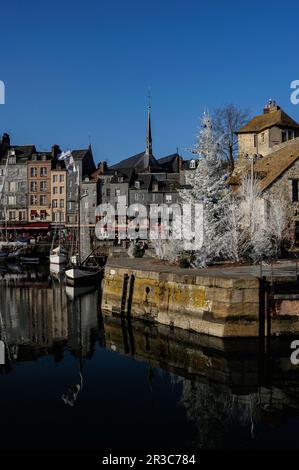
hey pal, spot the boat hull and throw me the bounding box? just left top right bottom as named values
left=50, top=254, right=68, bottom=265
left=65, top=266, right=102, bottom=286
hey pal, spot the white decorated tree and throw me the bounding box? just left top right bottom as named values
left=179, top=111, right=229, bottom=266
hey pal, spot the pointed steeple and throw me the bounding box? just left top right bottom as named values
left=145, top=93, right=153, bottom=156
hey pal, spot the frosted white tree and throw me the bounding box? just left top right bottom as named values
left=223, top=175, right=289, bottom=262
left=179, top=111, right=229, bottom=267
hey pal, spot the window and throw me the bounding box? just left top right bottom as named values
left=115, top=189, right=120, bottom=196
left=253, top=134, right=257, bottom=147
left=85, top=202, right=89, bottom=209
left=30, top=195, right=37, bottom=205
left=165, top=194, right=172, bottom=203
left=41, top=154, right=47, bottom=161
left=118, top=176, right=123, bottom=183
left=60, top=199, right=64, bottom=208
left=8, top=196, right=16, bottom=205
left=40, top=210, right=47, bottom=220
left=292, top=179, right=299, bottom=202
left=68, top=202, right=72, bottom=210
left=52, top=199, right=58, bottom=208
left=53, top=175, right=58, bottom=183
left=18, top=182, right=24, bottom=191
left=30, top=210, right=37, bottom=220
left=40, top=167, right=47, bottom=177
left=30, top=181, right=37, bottom=192
left=9, top=211, right=16, bottom=220
left=8, top=157, right=16, bottom=164
left=135, top=181, right=140, bottom=189
left=0, top=169, right=3, bottom=176
left=53, top=186, right=58, bottom=194
left=152, top=193, right=156, bottom=202
left=18, top=211, right=25, bottom=221
left=190, top=160, right=196, bottom=169
left=59, top=174, right=64, bottom=182
left=40, top=195, right=47, bottom=205
left=134, top=193, right=138, bottom=201
left=40, top=181, right=47, bottom=192
left=31, top=167, right=37, bottom=177
left=106, top=188, right=110, bottom=197
left=9, top=182, right=17, bottom=192
left=295, top=221, right=299, bottom=246
left=261, top=133, right=265, bottom=143
left=59, top=186, right=64, bottom=194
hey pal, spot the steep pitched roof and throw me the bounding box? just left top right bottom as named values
left=230, top=139, right=299, bottom=191
left=158, top=153, right=181, bottom=172
left=237, top=109, right=299, bottom=134
left=110, top=151, right=162, bottom=172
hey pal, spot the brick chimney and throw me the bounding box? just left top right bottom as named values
left=51, top=144, right=61, bottom=159
left=1, top=133, right=10, bottom=148
left=263, top=99, right=280, bottom=114
left=97, top=160, right=108, bottom=174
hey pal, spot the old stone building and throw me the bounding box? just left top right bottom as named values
left=231, top=100, right=299, bottom=246
left=27, top=149, right=55, bottom=225
left=51, top=159, right=67, bottom=225
left=66, top=147, right=96, bottom=227
left=0, top=143, right=36, bottom=225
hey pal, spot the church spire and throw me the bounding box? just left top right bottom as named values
left=145, top=91, right=152, bottom=156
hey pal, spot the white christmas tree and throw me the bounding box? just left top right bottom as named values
left=180, top=111, right=229, bottom=267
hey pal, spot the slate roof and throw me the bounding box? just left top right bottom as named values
left=110, top=151, right=162, bottom=172
left=158, top=153, right=181, bottom=172
left=237, top=109, right=299, bottom=134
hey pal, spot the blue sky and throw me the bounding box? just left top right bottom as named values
left=0, top=0, right=299, bottom=164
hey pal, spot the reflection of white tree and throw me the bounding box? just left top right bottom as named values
left=179, top=378, right=299, bottom=449
left=61, top=372, right=83, bottom=407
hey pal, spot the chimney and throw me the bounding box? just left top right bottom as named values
left=97, top=160, right=108, bottom=174
left=1, top=133, right=10, bottom=148
left=51, top=144, right=60, bottom=159
left=264, top=99, right=280, bottom=114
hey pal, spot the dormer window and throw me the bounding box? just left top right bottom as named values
left=118, top=176, right=123, bottom=183
left=190, top=159, right=196, bottom=169
left=8, top=149, right=15, bottom=157
left=41, top=154, right=47, bottom=161
left=153, top=183, right=159, bottom=191
left=135, top=181, right=140, bottom=189
left=32, top=154, right=38, bottom=161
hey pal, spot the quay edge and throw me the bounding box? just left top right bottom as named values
left=101, top=258, right=299, bottom=338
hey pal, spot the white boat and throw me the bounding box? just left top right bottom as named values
left=50, top=246, right=68, bottom=265
left=65, top=169, right=103, bottom=287
left=65, top=265, right=102, bottom=286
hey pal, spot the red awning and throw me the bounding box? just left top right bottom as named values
left=0, top=222, right=50, bottom=230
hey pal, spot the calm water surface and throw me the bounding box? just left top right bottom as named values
left=0, top=264, right=299, bottom=451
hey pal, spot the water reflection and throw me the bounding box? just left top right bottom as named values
left=0, top=266, right=299, bottom=450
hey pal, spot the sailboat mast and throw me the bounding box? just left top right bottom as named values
left=77, top=176, right=81, bottom=264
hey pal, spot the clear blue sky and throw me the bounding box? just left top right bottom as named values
left=0, top=0, right=299, bottom=165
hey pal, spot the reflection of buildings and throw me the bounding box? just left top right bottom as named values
left=0, top=274, right=99, bottom=362
left=102, top=313, right=299, bottom=449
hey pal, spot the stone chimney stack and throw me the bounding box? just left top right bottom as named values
left=1, top=133, right=10, bottom=148
left=97, top=160, right=108, bottom=174
left=51, top=144, right=60, bottom=159
left=263, top=99, right=280, bottom=114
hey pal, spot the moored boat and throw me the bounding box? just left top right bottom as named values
left=65, top=265, right=102, bottom=286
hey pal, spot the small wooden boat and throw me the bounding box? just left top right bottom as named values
left=65, top=265, right=102, bottom=286
left=0, top=251, right=8, bottom=262
left=19, top=253, right=40, bottom=264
